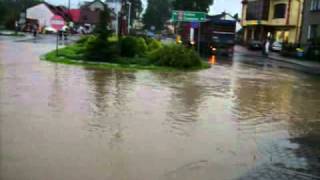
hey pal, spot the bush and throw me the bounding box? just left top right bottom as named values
left=148, top=44, right=202, bottom=69
left=281, top=43, right=300, bottom=58
left=84, top=35, right=119, bottom=62
left=58, top=44, right=85, bottom=59
left=136, top=37, right=148, bottom=55
left=76, top=35, right=94, bottom=44
left=147, top=39, right=162, bottom=51
left=120, top=36, right=147, bottom=57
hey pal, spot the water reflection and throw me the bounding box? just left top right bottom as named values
left=84, top=69, right=135, bottom=140
left=157, top=72, right=206, bottom=136
left=1, top=37, right=320, bottom=180
left=231, top=69, right=320, bottom=178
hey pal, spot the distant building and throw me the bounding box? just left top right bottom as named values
left=69, top=9, right=81, bottom=24
left=26, top=3, right=71, bottom=30
left=106, top=0, right=121, bottom=14
left=105, top=0, right=122, bottom=31
left=241, top=0, right=304, bottom=44
left=300, top=0, right=320, bottom=45
left=79, top=0, right=107, bottom=25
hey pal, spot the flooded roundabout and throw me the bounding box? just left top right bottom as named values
left=1, top=36, right=320, bottom=180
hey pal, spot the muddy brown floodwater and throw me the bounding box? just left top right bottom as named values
left=1, top=36, right=320, bottom=180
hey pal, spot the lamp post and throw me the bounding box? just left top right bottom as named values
left=113, top=0, right=119, bottom=36
left=126, top=1, right=132, bottom=34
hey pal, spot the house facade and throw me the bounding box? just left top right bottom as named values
left=26, top=3, right=70, bottom=30
left=79, top=0, right=106, bottom=25
left=241, top=0, right=304, bottom=43
left=106, top=0, right=121, bottom=14
left=300, top=0, right=320, bottom=45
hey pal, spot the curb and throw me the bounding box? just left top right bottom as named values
left=234, top=51, right=320, bottom=74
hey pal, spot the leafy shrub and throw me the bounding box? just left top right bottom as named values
left=147, top=39, right=162, bottom=51
left=120, top=36, right=147, bottom=57
left=281, top=43, right=300, bottom=58
left=305, top=37, right=320, bottom=61
left=58, top=44, right=85, bottom=59
left=76, top=35, right=92, bottom=44
left=148, top=44, right=202, bottom=69
left=84, top=35, right=119, bottom=62
left=116, top=57, right=150, bottom=66
left=135, top=37, right=148, bottom=55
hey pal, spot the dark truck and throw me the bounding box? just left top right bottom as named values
left=178, top=13, right=237, bottom=56
left=201, top=13, right=237, bottom=56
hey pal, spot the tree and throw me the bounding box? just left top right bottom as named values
left=0, top=0, right=43, bottom=28
left=172, top=0, right=213, bottom=12
left=127, top=0, right=143, bottom=25
left=142, top=0, right=171, bottom=31
left=94, top=6, right=112, bottom=39
left=86, top=7, right=118, bottom=61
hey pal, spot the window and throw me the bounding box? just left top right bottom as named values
left=246, top=0, right=270, bottom=20
left=273, top=4, right=286, bottom=19
left=308, top=24, right=318, bottom=40
left=310, top=0, right=320, bottom=11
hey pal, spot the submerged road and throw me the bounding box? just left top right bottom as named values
left=1, top=35, right=320, bottom=180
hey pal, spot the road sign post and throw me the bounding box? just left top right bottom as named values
left=171, top=10, right=206, bottom=54
left=50, top=15, right=65, bottom=56
left=171, top=10, right=206, bottom=22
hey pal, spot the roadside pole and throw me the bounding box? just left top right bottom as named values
left=50, top=16, right=65, bottom=56
left=56, top=32, right=59, bottom=56
left=171, top=10, right=206, bottom=55
left=127, top=1, right=131, bottom=34
left=198, top=23, right=201, bottom=54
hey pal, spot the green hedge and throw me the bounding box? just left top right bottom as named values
left=148, top=44, right=202, bottom=69
left=83, top=35, right=120, bottom=62
left=120, top=36, right=147, bottom=57
left=66, top=35, right=208, bottom=70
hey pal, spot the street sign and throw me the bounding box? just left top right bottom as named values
left=51, top=15, right=65, bottom=57
left=191, top=22, right=200, bottom=28
left=171, top=10, right=206, bottom=22
left=50, top=15, right=65, bottom=31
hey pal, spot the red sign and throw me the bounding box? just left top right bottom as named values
left=50, top=15, right=65, bottom=31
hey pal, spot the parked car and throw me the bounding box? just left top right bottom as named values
left=43, top=26, right=57, bottom=34
left=248, top=40, right=263, bottom=50
left=271, top=41, right=283, bottom=52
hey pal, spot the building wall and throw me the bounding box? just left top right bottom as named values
left=300, top=0, right=320, bottom=45
left=106, top=1, right=121, bottom=14
left=26, top=4, right=54, bottom=28
left=88, top=1, right=105, bottom=11
left=79, top=1, right=106, bottom=25
left=241, top=0, right=303, bottom=43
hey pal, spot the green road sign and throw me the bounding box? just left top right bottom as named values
left=171, top=10, right=207, bottom=22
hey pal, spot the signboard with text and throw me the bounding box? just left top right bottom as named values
left=171, top=10, right=206, bottom=22
left=50, top=15, right=65, bottom=31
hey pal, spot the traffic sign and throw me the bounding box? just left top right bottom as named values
left=50, top=15, right=65, bottom=31
left=171, top=10, right=206, bottom=22
left=191, top=22, right=200, bottom=28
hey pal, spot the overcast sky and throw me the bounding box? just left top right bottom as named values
left=46, top=0, right=242, bottom=16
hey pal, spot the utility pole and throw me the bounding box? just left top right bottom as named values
left=119, top=0, right=126, bottom=37
left=113, top=0, right=119, bottom=36
left=68, top=0, right=71, bottom=19
left=127, top=1, right=131, bottom=34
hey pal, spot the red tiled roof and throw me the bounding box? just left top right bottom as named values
left=69, top=9, right=81, bottom=23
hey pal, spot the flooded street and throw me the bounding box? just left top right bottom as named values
left=1, top=36, right=320, bottom=180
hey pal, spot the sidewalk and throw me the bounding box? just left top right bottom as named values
left=234, top=45, right=320, bottom=74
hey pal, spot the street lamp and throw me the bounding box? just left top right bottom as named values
left=114, top=0, right=119, bottom=36
left=126, top=1, right=131, bottom=34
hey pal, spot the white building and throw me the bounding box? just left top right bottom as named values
left=106, top=0, right=122, bottom=14
left=105, top=0, right=122, bottom=32
left=26, top=3, right=68, bottom=29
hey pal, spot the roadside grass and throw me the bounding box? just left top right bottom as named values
left=0, top=31, right=25, bottom=37
left=43, top=44, right=210, bottom=72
